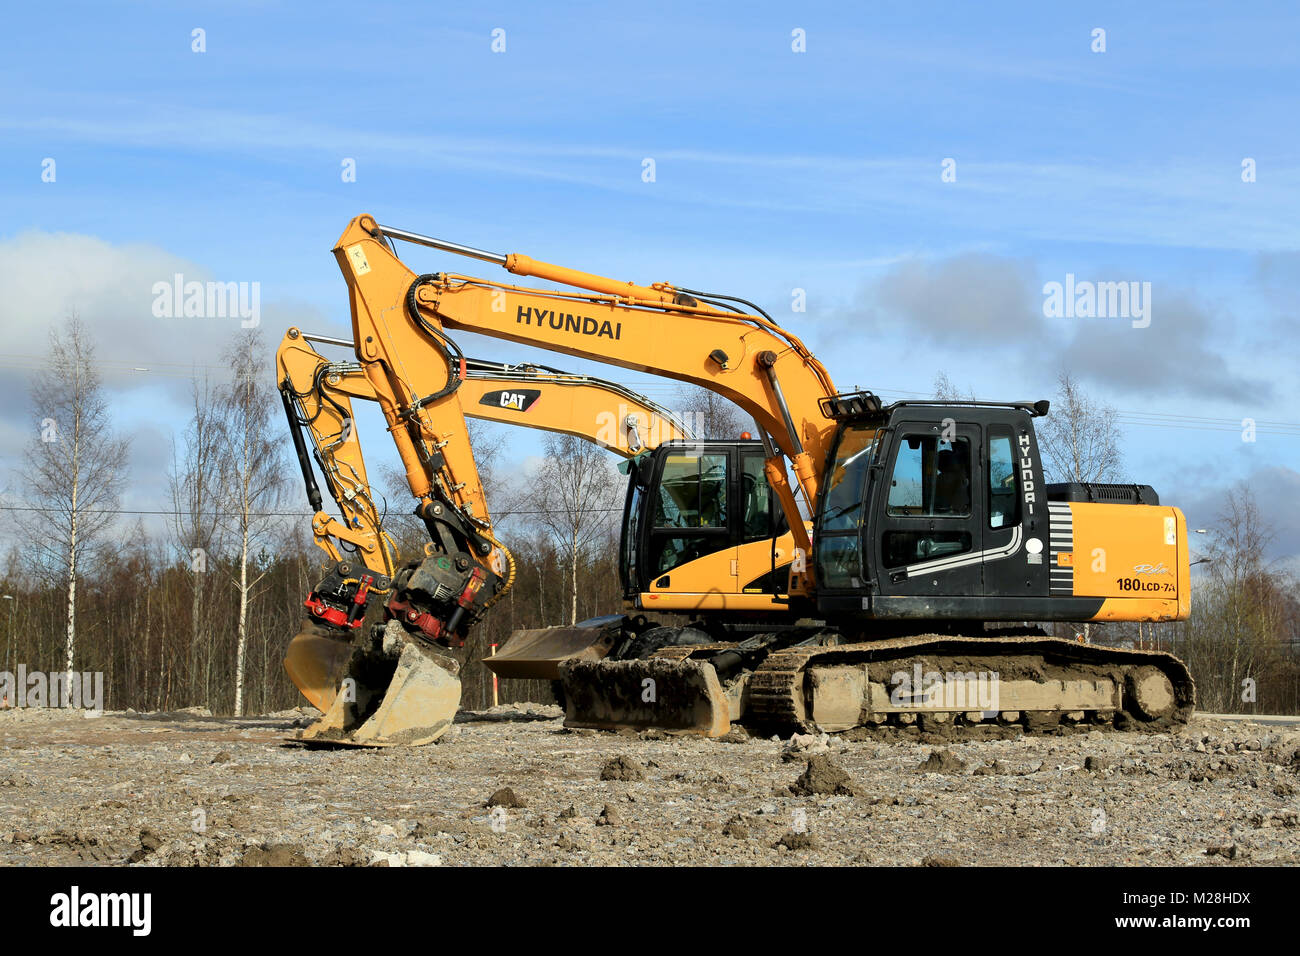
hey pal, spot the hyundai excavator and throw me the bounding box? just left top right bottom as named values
left=278, top=214, right=1194, bottom=745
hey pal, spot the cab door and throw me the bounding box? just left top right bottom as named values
left=872, top=421, right=985, bottom=600
left=643, top=445, right=733, bottom=595
left=736, top=448, right=790, bottom=596
left=982, top=422, right=1033, bottom=598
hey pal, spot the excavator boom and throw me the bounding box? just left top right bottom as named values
left=335, top=215, right=838, bottom=588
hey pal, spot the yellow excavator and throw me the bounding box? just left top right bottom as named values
left=278, top=214, right=1194, bottom=745
left=276, top=328, right=731, bottom=741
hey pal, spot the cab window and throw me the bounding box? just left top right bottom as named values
left=814, top=425, right=878, bottom=590
left=649, top=452, right=729, bottom=576
left=620, top=475, right=644, bottom=588
left=887, top=435, right=971, bottom=517
left=883, top=529, right=973, bottom=568
left=988, top=428, right=1018, bottom=529
left=820, top=426, right=878, bottom=532
left=654, top=453, right=727, bottom=528
left=881, top=431, right=974, bottom=570
left=740, top=453, right=787, bottom=542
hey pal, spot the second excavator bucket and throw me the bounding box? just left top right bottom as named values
left=293, top=620, right=461, bottom=747
left=283, top=620, right=357, bottom=714
left=483, top=615, right=621, bottom=681
left=559, top=657, right=731, bottom=737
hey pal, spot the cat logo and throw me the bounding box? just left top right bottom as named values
left=480, top=388, right=541, bottom=412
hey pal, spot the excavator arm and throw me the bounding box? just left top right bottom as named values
left=457, top=356, right=693, bottom=456
left=333, top=214, right=842, bottom=588
left=278, top=331, right=399, bottom=585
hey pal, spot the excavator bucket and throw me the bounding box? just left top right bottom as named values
left=284, top=621, right=357, bottom=713
left=483, top=617, right=619, bottom=680
left=290, top=620, right=462, bottom=747
left=559, top=657, right=731, bottom=737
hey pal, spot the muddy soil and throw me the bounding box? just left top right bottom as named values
left=0, top=705, right=1296, bottom=866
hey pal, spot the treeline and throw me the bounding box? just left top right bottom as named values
left=0, top=522, right=623, bottom=713
left=1132, top=493, right=1300, bottom=715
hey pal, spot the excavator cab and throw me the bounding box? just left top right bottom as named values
left=813, top=400, right=1188, bottom=625
left=619, top=440, right=794, bottom=612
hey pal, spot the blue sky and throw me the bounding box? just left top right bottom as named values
left=1, top=1, right=1297, bottom=564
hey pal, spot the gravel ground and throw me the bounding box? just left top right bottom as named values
left=1, top=705, right=1297, bottom=867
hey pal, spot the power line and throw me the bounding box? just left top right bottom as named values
left=0, top=504, right=623, bottom=517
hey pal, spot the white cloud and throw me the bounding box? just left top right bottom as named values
left=0, top=231, right=336, bottom=553
left=0, top=231, right=248, bottom=388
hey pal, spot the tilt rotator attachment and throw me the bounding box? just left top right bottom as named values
left=279, top=384, right=503, bottom=747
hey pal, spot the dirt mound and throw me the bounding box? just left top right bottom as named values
left=790, top=755, right=855, bottom=796
left=320, top=846, right=371, bottom=867
left=776, top=832, right=817, bottom=850
left=238, top=843, right=310, bottom=867
left=600, top=755, right=646, bottom=781
left=722, top=814, right=751, bottom=838
left=486, top=787, right=526, bottom=808
left=917, top=749, right=966, bottom=774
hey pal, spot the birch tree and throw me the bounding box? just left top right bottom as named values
left=1037, top=370, right=1123, bottom=483
left=524, top=433, right=622, bottom=625
left=167, top=375, right=224, bottom=704
left=673, top=384, right=745, bottom=440
left=18, top=314, right=128, bottom=698
left=933, top=371, right=977, bottom=402
left=1177, top=488, right=1288, bottom=712
left=215, top=331, right=283, bottom=715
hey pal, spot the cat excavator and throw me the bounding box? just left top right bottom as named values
left=276, top=327, right=718, bottom=741
left=278, top=214, right=1194, bottom=745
